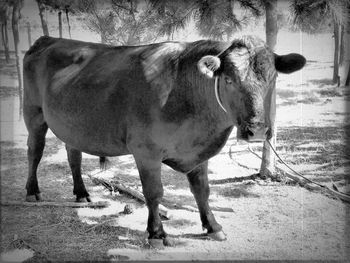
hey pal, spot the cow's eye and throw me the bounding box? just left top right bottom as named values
left=225, top=77, right=232, bottom=84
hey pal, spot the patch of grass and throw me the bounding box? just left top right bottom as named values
left=285, top=83, right=309, bottom=88
left=1, top=206, right=145, bottom=261
left=215, top=185, right=260, bottom=198
left=162, top=194, right=196, bottom=209
left=297, top=92, right=320, bottom=104
left=1, top=146, right=27, bottom=170
left=317, top=89, right=342, bottom=97
left=309, top=174, right=348, bottom=182
left=277, top=126, right=346, bottom=143
left=277, top=89, right=297, bottom=99
left=0, top=141, right=16, bottom=148
left=309, top=78, right=335, bottom=87
left=342, top=89, right=350, bottom=100
left=0, top=86, right=20, bottom=97
left=0, top=59, right=17, bottom=76
left=276, top=126, right=349, bottom=175
left=278, top=100, right=297, bottom=106
left=160, top=167, right=189, bottom=189
left=333, top=112, right=350, bottom=117
left=44, top=137, right=63, bottom=157
left=278, top=91, right=321, bottom=105
left=165, top=218, right=196, bottom=228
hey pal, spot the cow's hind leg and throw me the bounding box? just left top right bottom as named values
left=134, top=155, right=171, bottom=248
left=187, top=161, right=226, bottom=241
left=65, top=145, right=91, bottom=202
left=24, top=107, right=48, bottom=201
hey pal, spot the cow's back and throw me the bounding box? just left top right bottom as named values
left=23, top=37, right=149, bottom=156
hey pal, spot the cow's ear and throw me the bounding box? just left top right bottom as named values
left=274, top=53, right=306, bottom=74
left=197, top=55, right=221, bottom=78
left=142, top=43, right=185, bottom=107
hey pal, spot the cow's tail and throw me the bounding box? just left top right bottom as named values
left=99, top=157, right=110, bottom=170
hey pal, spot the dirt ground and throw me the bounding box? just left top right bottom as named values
left=1, top=135, right=349, bottom=261
left=1, top=32, right=350, bottom=261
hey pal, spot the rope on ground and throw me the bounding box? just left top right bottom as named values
left=87, top=173, right=171, bottom=219
left=228, top=144, right=259, bottom=172
left=241, top=140, right=350, bottom=203
left=265, top=140, right=350, bottom=203
left=88, top=173, right=234, bottom=215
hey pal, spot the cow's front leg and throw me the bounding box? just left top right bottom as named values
left=134, top=156, right=170, bottom=248
left=187, top=161, right=226, bottom=241
left=65, top=145, right=91, bottom=202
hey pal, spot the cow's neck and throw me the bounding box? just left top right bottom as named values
left=181, top=67, right=234, bottom=129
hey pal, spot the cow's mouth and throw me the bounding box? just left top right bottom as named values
left=236, top=124, right=271, bottom=142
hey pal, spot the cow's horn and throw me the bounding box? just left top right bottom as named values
left=215, top=76, right=227, bottom=113
left=197, top=55, right=221, bottom=79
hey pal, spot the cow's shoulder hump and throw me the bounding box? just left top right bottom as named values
left=25, top=36, right=59, bottom=57
left=140, top=42, right=187, bottom=107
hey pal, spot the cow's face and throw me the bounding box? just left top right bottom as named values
left=197, top=36, right=306, bottom=142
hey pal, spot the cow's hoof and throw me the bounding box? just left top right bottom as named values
left=148, top=239, right=165, bottom=249
left=208, top=231, right=226, bottom=241
left=147, top=238, right=174, bottom=249
left=76, top=196, right=91, bottom=202
left=26, top=193, right=42, bottom=202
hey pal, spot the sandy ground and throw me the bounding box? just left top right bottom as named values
left=1, top=136, right=349, bottom=261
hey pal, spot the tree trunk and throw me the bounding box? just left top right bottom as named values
left=65, top=8, right=71, bottom=39
left=339, top=24, right=344, bottom=66
left=259, top=84, right=277, bottom=179
left=12, top=1, right=23, bottom=116
left=101, top=32, right=107, bottom=44
left=58, top=10, right=62, bottom=38
left=346, top=64, right=350, bottom=86
left=332, top=21, right=340, bottom=85
left=1, top=21, right=10, bottom=63
left=227, top=0, right=235, bottom=41
left=36, top=0, right=49, bottom=36
left=259, top=0, right=278, bottom=179
left=265, top=0, right=278, bottom=51
left=26, top=21, right=32, bottom=47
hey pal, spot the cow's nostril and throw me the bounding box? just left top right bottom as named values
left=246, top=127, right=254, bottom=137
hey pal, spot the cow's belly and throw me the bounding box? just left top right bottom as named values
left=43, top=105, right=129, bottom=156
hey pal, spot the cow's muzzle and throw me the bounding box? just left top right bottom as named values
left=238, top=122, right=270, bottom=142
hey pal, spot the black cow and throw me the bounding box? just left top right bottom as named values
left=23, top=35, right=305, bottom=247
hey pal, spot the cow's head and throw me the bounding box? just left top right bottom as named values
left=197, top=36, right=306, bottom=142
